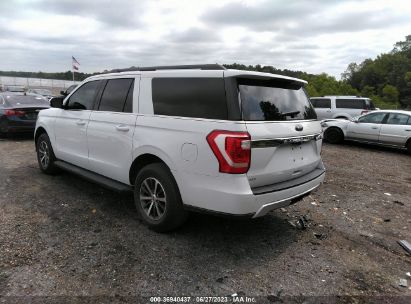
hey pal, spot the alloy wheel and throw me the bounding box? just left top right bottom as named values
left=139, top=177, right=167, bottom=220
left=38, top=140, right=50, bottom=169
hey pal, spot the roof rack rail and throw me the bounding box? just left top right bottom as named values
left=137, top=64, right=226, bottom=71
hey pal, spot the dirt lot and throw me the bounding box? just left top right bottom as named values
left=0, top=136, right=410, bottom=303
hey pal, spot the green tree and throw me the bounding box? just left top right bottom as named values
left=382, top=84, right=399, bottom=103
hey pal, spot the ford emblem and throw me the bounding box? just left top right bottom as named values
left=295, top=124, right=303, bottom=131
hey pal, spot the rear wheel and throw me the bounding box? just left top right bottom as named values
left=0, top=120, right=8, bottom=138
left=406, top=140, right=411, bottom=154
left=325, top=127, right=344, bottom=144
left=134, top=163, right=187, bottom=232
left=36, top=133, right=58, bottom=174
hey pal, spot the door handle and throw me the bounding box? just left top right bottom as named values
left=116, top=125, right=129, bottom=132
left=371, top=127, right=378, bottom=129
left=405, top=129, right=411, bottom=132
left=76, top=120, right=86, bottom=126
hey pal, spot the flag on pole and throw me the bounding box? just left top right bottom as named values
left=72, top=56, right=80, bottom=70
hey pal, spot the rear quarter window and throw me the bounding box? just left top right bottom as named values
left=151, top=78, right=228, bottom=120
left=311, top=98, right=331, bottom=108
left=336, top=99, right=366, bottom=109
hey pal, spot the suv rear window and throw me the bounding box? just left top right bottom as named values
left=311, top=98, right=331, bottom=108
left=238, top=79, right=317, bottom=121
left=336, top=99, right=366, bottom=109
left=152, top=78, right=228, bottom=120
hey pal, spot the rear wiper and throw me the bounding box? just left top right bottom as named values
left=280, top=110, right=300, bottom=117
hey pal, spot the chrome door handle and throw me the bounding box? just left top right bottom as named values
left=76, top=120, right=86, bottom=126
left=116, top=125, right=129, bottom=132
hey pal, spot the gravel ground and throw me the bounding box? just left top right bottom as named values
left=0, top=136, right=410, bottom=303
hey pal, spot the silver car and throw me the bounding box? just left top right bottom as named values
left=322, top=110, right=411, bottom=153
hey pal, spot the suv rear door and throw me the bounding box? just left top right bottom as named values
left=235, top=77, right=323, bottom=190
left=87, top=77, right=138, bottom=184
left=310, top=98, right=332, bottom=119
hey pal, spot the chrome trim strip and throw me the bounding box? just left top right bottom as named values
left=251, top=133, right=322, bottom=148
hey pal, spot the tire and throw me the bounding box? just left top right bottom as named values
left=134, top=163, right=187, bottom=232
left=36, top=133, right=58, bottom=174
left=407, top=140, right=411, bottom=155
left=0, top=120, right=8, bottom=138
left=325, top=128, right=344, bottom=144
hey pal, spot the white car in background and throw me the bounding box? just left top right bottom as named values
left=322, top=110, right=411, bottom=153
left=310, top=96, right=376, bottom=120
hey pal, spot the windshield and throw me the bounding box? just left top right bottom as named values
left=4, top=95, right=48, bottom=107
left=238, top=78, right=317, bottom=121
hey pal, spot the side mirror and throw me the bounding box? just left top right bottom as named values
left=50, top=96, right=65, bottom=108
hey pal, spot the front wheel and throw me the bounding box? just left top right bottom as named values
left=36, top=133, right=58, bottom=174
left=324, top=128, right=344, bottom=144
left=134, top=163, right=187, bottom=232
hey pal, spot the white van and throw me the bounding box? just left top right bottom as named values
left=311, top=96, right=376, bottom=120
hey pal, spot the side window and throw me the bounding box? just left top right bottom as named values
left=358, top=112, right=386, bottom=124
left=151, top=78, right=228, bottom=119
left=336, top=99, right=365, bottom=109
left=67, top=81, right=100, bottom=110
left=311, top=98, right=331, bottom=108
left=98, top=78, right=134, bottom=112
left=386, top=113, right=410, bottom=125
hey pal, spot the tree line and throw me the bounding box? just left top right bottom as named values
left=1, top=35, right=409, bottom=109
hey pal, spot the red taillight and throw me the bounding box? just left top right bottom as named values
left=5, top=109, right=25, bottom=117
left=207, top=130, right=251, bottom=174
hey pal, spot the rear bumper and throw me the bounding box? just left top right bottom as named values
left=3, top=119, right=36, bottom=133
left=178, top=161, right=325, bottom=217
left=252, top=172, right=324, bottom=217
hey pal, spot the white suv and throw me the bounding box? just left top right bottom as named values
left=310, top=96, right=376, bottom=120
left=35, top=64, right=325, bottom=232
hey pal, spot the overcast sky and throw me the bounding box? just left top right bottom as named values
left=1, top=0, right=410, bottom=78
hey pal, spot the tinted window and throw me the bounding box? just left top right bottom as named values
left=98, top=78, right=134, bottom=112
left=67, top=81, right=100, bottom=110
left=239, top=79, right=316, bottom=121
left=358, top=112, right=386, bottom=124
left=152, top=78, right=227, bottom=119
left=311, top=98, right=331, bottom=108
left=336, top=99, right=366, bottom=109
left=386, top=113, right=410, bottom=125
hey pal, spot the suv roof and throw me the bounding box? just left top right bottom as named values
left=85, top=64, right=307, bottom=84
left=316, top=96, right=370, bottom=99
